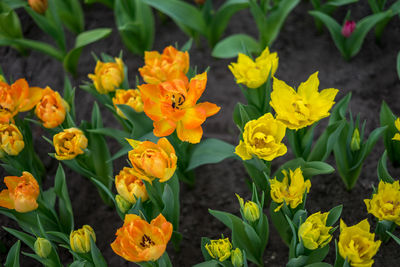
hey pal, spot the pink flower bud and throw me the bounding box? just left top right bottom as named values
left=341, top=21, right=356, bottom=38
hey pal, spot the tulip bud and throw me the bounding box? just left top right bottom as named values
left=243, top=201, right=260, bottom=222
left=70, top=225, right=96, bottom=253
left=28, top=0, right=48, bottom=15
left=341, top=21, right=356, bottom=38
left=34, top=237, right=52, bottom=258
left=195, top=0, right=205, bottom=5
left=231, top=248, right=244, bottom=267
left=0, top=75, right=5, bottom=83
left=116, top=194, right=132, bottom=213
left=350, top=128, right=361, bottom=151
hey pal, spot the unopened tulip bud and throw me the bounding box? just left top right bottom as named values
left=70, top=225, right=96, bottom=253
left=243, top=201, right=260, bottom=222
left=116, top=194, right=132, bottom=213
left=0, top=75, right=5, bottom=83
left=231, top=248, right=244, bottom=267
left=341, top=21, right=356, bottom=38
left=28, top=0, right=48, bottom=14
left=34, top=237, right=52, bottom=259
left=350, top=128, right=361, bottom=151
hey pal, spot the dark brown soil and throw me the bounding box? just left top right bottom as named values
left=1, top=0, right=400, bottom=266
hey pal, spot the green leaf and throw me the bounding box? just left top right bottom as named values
left=386, top=231, right=400, bottom=245
left=212, top=34, right=261, bottom=59
left=53, top=164, right=74, bottom=233
left=4, top=241, right=20, bottom=267
left=3, top=227, right=35, bottom=250
left=309, top=10, right=345, bottom=56
left=90, top=237, right=107, bottom=267
left=377, top=150, right=394, bottom=183
left=86, top=128, right=131, bottom=144
left=193, top=261, right=221, bottom=267
left=209, top=0, right=249, bottom=46
left=305, top=245, right=330, bottom=265
left=186, top=138, right=235, bottom=171
left=116, top=104, right=153, bottom=138
left=326, top=205, right=343, bottom=226
left=89, top=177, right=116, bottom=207
left=325, top=0, right=358, bottom=7
left=0, top=5, right=23, bottom=39
left=0, top=38, right=63, bottom=61
left=347, top=11, right=391, bottom=58
left=272, top=158, right=334, bottom=180
left=56, top=0, right=84, bottom=34
left=64, top=28, right=112, bottom=74
left=200, top=237, right=213, bottom=261
left=305, top=263, right=333, bottom=267
left=142, top=0, right=206, bottom=35
left=1, top=0, right=27, bottom=9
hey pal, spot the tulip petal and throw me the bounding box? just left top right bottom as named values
left=297, top=72, right=320, bottom=101
left=195, top=102, right=221, bottom=117
left=235, top=140, right=252, bottom=160
left=153, top=119, right=176, bottom=137
left=180, top=107, right=206, bottom=130
left=185, top=72, right=207, bottom=107
left=0, top=189, right=14, bottom=209
left=19, top=86, right=43, bottom=112
left=176, top=123, right=203, bottom=143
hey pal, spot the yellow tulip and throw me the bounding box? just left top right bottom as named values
left=364, top=180, right=400, bottom=226
left=392, top=118, right=400, bottom=141
left=338, top=219, right=381, bottom=267
left=205, top=237, right=232, bottom=262
left=70, top=225, right=96, bottom=253
left=270, top=168, right=311, bottom=212
left=53, top=128, right=88, bottom=160
left=231, top=248, right=243, bottom=267
left=0, top=123, right=24, bottom=157
left=235, top=113, right=287, bottom=161
left=112, top=89, right=144, bottom=118
left=88, top=58, right=124, bottom=94
left=270, top=72, right=338, bottom=130
left=229, top=47, right=278, bottom=88
left=127, top=138, right=177, bottom=183
left=115, top=167, right=148, bottom=204
left=298, top=211, right=332, bottom=250
left=236, top=194, right=260, bottom=222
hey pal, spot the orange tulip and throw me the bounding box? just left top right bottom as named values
left=0, top=172, right=39, bottom=213
left=88, top=58, right=124, bottom=94
left=28, top=0, right=48, bottom=14
left=127, top=138, right=177, bottom=183
left=53, top=128, right=88, bottom=160
left=0, top=123, right=25, bottom=157
left=35, top=87, right=69, bottom=128
left=115, top=167, right=148, bottom=204
left=112, top=89, right=144, bottom=118
left=111, top=213, right=172, bottom=262
left=139, top=46, right=189, bottom=85
left=0, top=79, right=43, bottom=123
left=139, top=72, right=220, bottom=143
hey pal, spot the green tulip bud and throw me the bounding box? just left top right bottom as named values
left=243, top=201, right=260, bottom=222
left=231, top=248, right=244, bottom=267
left=350, top=128, right=361, bottom=151
left=116, top=194, right=132, bottom=213
left=34, top=237, right=52, bottom=259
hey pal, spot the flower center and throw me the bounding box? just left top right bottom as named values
left=140, top=234, right=155, bottom=248
left=170, top=94, right=185, bottom=109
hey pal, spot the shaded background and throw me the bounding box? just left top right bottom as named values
left=1, top=0, right=400, bottom=266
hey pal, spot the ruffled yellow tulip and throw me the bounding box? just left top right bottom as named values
left=0, top=123, right=24, bottom=157
left=112, top=89, right=144, bottom=118
left=270, top=168, right=311, bottom=212
left=338, top=219, right=381, bottom=267
left=205, top=237, right=232, bottom=262
left=88, top=58, right=124, bottom=94
left=70, top=225, right=96, bottom=253
left=298, top=211, right=332, bottom=250
left=235, top=113, right=287, bottom=161
left=53, top=128, right=88, bottom=160
left=364, top=180, right=400, bottom=225
left=229, top=47, right=278, bottom=88
left=270, top=72, right=338, bottom=130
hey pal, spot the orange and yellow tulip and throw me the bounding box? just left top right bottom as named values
left=35, top=87, right=69, bottom=128
left=112, top=89, right=144, bottom=118
left=0, top=79, right=42, bottom=123
left=115, top=167, right=148, bottom=204
left=88, top=58, right=124, bottom=94
left=0, top=171, right=39, bottom=213
left=28, top=0, right=48, bottom=14
left=53, top=128, right=88, bottom=160
left=127, top=138, right=177, bottom=183
left=139, top=46, right=189, bottom=85
left=139, top=72, right=220, bottom=143
left=111, top=213, right=172, bottom=262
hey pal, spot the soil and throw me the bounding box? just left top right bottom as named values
left=1, top=0, right=400, bottom=266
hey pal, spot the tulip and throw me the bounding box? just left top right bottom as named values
left=35, top=87, right=69, bottom=128
left=53, top=128, right=88, bottom=160
left=88, top=58, right=124, bottom=94
left=298, top=211, right=332, bottom=250
left=34, top=238, right=52, bottom=258
left=112, top=89, right=144, bottom=119
left=205, top=237, right=232, bottom=262
left=231, top=248, right=244, bottom=267
left=70, top=225, right=96, bottom=253
left=341, top=21, right=356, bottom=38
left=28, top=0, right=48, bottom=14
left=115, top=167, right=148, bottom=204
left=0, top=123, right=24, bottom=157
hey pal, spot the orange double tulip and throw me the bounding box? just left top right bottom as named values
left=35, top=87, right=69, bottom=128
left=0, top=172, right=39, bottom=213
left=0, top=79, right=42, bottom=123
left=139, top=72, right=220, bottom=143
left=111, top=213, right=172, bottom=262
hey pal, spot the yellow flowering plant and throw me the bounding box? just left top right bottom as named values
left=207, top=184, right=268, bottom=266
left=284, top=206, right=342, bottom=267
left=380, top=101, right=400, bottom=167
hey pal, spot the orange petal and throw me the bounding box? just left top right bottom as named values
left=195, top=102, right=220, bottom=117
left=139, top=84, right=160, bottom=103
left=4, top=175, right=20, bottom=191
left=19, top=86, right=44, bottom=112
left=143, top=99, right=163, bottom=121
left=153, top=119, right=176, bottom=137
left=151, top=214, right=173, bottom=242
left=180, top=107, right=206, bottom=129
left=176, top=123, right=203, bottom=143
left=185, top=72, right=207, bottom=107
left=0, top=189, right=14, bottom=209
